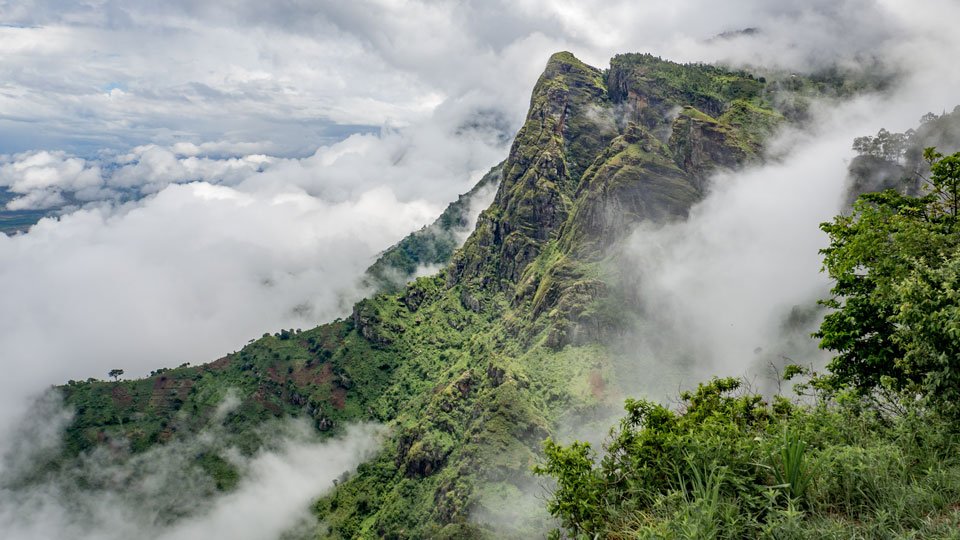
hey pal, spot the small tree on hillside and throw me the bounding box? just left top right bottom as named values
left=109, top=369, right=124, bottom=381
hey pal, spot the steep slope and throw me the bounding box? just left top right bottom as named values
left=364, top=162, right=504, bottom=292
left=35, top=52, right=854, bottom=539
left=448, top=52, right=617, bottom=291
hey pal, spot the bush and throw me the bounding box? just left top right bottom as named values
left=534, top=378, right=960, bottom=539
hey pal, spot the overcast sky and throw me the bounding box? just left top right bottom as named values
left=2, top=0, right=960, bottom=460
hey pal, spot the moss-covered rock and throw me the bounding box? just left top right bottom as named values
left=449, top=52, right=615, bottom=291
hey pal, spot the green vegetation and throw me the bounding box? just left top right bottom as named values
left=607, top=53, right=768, bottom=117
left=816, top=148, right=960, bottom=415
left=852, top=128, right=912, bottom=162
left=535, top=378, right=960, bottom=539
left=536, top=135, right=960, bottom=537
left=36, top=51, right=907, bottom=539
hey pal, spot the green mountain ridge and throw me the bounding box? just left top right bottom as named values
left=18, top=51, right=903, bottom=539
left=364, top=161, right=505, bottom=293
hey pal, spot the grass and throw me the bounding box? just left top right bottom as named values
left=765, top=426, right=817, bottom=504
left=535, top=378, right=960, bottom=539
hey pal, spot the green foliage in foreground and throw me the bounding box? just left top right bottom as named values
left=815, top=150, right=960, bottom=417
left=535, top=377, right=960, bottom=539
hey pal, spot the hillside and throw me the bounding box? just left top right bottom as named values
left=364, top=161, right=504, bottom=292
left=21, top=52, right=894, bottom=539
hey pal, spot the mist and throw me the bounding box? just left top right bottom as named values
left=614, top=108, right=863, bottom=399
left=0, top=391, right=382, bottom=540
left=606, top=0, right=960, bottom=402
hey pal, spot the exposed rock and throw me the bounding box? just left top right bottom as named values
left=459, top=287, right=481, bottom=313
left=449, top=52, right=615, bottom=290
left=487, top=365, right=506, bottom=388
left=316, top=416, right=334, bottom=432
left=352, top=298, right=395, bottom=346
left=845, top=155, right=910, bottom=207
left=401, top=284, right=426, bottom=311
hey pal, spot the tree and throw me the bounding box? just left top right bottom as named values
left=108, top=369, right=124, bottom=381
left=893, top=253, right=960, bottom=415
left=923, top=147, right=960, bottom=218
left=815, top=149, right=960, bottom=412
left=851, top=135, right=873, bottom=156
left=850, top=127, right=910, bottom=162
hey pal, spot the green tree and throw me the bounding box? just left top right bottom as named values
left=894, top=253, right=960, bottom=414
left=850, top=128, right=909, bottom=161
left=923, top=147, right=960, bottom=217
left=815, top=149, right=960, bottom=408
left=108, top=368, right=124, bottom=381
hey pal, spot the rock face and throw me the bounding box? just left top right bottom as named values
left=561, top=124, right=698, bottom=258
left=447, top=52, right=785, bottom=348
left=449, top=52, right=617, bottom=290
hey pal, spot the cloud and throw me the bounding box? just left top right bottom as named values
left=0, top=1, right=936, bottom=166
left=0, top=180, right=440, bottom=437
left=0, top=95, right=510, bottom=209
left=156, top=423, right=382, bottom=540
left=0, top=394, right=382, bottom=540
left=4, top=188, right=66, bottom=210
left=0, top=150, right=102, bottom=209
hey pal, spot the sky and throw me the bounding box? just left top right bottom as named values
left=2, top=0, right=960, bottom=538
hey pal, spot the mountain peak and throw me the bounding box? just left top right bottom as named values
left=446, top=54, right=616, bottom=292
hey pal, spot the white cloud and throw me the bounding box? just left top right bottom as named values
left=0, top=399, right=382, bottom=540
left=156, top=423, right=382, bottom=540
left=0, top=150, right=101, bottom=201
left=0, top=180, right=439, bottom=436
left=5, top=188, right=66, bottom=210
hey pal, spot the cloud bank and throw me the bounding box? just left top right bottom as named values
left=0, top=395, right=382, bottom=540
left=606, top=0, right=960, bottom=400
left=0, top=0, right=939, bottom=156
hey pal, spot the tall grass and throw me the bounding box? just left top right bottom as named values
left=764, top=427, right=817, bottom=504
left=536, top=379, right=960, bottom=539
